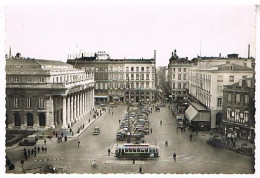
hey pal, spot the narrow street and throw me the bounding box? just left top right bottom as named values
left=6, top=104, right=254, bottom=174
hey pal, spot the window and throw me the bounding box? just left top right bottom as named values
left=217, top=76, right=223, bottom=82
left=229, top=76, right=234, bottom=82
left=228, top=94, right=232, bottom=103
left=235, top=109, right=240, bottom=121
left=178, top=68, right=181, bottom=72
left=13, top=77, right=19, bottom=82
left=141, top=74, right=144, bottom=80
left=141, top=67, right=144, bottom=72
left=227, top=108, right=231, bottom=120
left=136, top=67, right=139, bottom=72
left=244, top=111, right=249, bottom=122
left=244, top=95, right=249, bottom=104
left=39, top=77, right=45, bottom=83
left=136, top=74, right=139, bottom=80
left=184, top=68, right=187, bottom=72
left=173, top=68, right=175, bottom=72
left=173, top=83, right=175, bottom=89
left=146, top=74, right=149, bottom=80
left=146, top=67, right=149, bottom=72
left=126, top=67, right=129, bottom=72
left=39, top=98, right=45, bottom=108
left=126, top=74, right=129, bottom=79
left=178, top=83, right=181, bottom=89
left=172, top=74, right=175, bottom=79
left=13, top=97, right=20, bottom=107
left=28, top=77, right=32, bottom=82
left=178, top=74, right=181, bottom=80
left=242, top=76, right=247, bottom=79
left=131, top=67, right=134, bottom=71
left=236, top=94, right=240, bottom=103
left=183, top=74, right=187, bottom=80
left=26, top=98, right=32, bottom=108
left=146, top=82, right=149, bottom=88
left=217, top=98, right=222, bottom=107
left=217, top=85, right=223, bottom=93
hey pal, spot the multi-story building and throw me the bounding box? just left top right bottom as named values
left=6, top=54, right=95, bottom=130
left=188, top=54, right=255, bottom=129
left=221, top=77, right=255, bottom=141
left=168, top=50, right=191, bottom=103
left=67, top=52, right=156, bottom=103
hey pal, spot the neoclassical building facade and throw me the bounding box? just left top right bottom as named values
left=6, top=56, right=95, bottom=130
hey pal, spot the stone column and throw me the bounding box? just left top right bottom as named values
left=67, top=95, right=71, bottom=127
left=85, top=90, right=87, bottom=113
left=80, top=91, right=83, bottom=119
left=77, top=92, right=80, bottom=121
left=73, top=94, right=76, bottom=122
left=70, top=95, right=74, bottom=124
left=46, top=95, right=55, bottom=129
left=83, top=91, right=86, bottom=115
left=62, top=96, right=67, bottom=129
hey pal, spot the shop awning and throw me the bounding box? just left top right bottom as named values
left=185, top=105, right=198, bottom=121
left=94, top=95, right=108, bottom=98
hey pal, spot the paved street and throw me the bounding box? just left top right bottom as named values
left=6, top=104, right=254, bottom=174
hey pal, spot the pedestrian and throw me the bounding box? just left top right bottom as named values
left=70, top=128, right=72, bottom=133
left=132, top=156, right=135, bottom=164
left=61, top=132, right=64, bottom=138
left=37, top=146, right=40, bottom=153
left=42, top=146, right=44, bottom=153
left=28, top=149, right=30, bottom=157
left=210, top=130, right=212, bottom=135
left=153, top=105, right=154, bottom=108
left=173, top=153, right=176, bottom=161
left=56, top=132, right=58, bottom=138
left=31, top=149, right=33, bottom=155
left=160, top=120, right=162, bottom=125
left=112, top=112, right=113, bottom=115
left=119, top=120, right=121, bottom=124
left=89, top=119, right=90, bottom=123
left=44, top=147, right=47, bottom=154
left=165, top=140, right=168, bottom=147
left=78, top=141, right=80, bottom=148
left=109, top=109, right=110, bottom=114
left=139, top=166, right=142, bottom=174
left=34, top=150, right=36, bottom=157
left=150, top=128, right=152, bottom=134
left=44, top=139, right=46, bottom=145
left=190, top=133, right=192, bottom=141
left=83, top=124, right=85, bottom=129
left=108, top=148, right=111, bottom=156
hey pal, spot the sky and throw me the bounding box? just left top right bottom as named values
left=5, top=3, right=256, bottom=67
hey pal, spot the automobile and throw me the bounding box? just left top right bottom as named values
left=93, top=126, right=100, bottom=135
left=155, top=106, right=160, bottom=111
left=19, top=134, right=38, bottom=146
left=235, top=146, right=254, bottom=156
left=207, top=136, right=227, bottom=149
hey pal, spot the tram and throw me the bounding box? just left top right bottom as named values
left=115, top=143, right=159, bottom=159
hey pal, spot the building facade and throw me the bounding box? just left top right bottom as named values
left=188, top=54, right=255, bottom=129
left=221, top=77, right=255, bottom=141
left=168, top=50, right=191, bottom=103
left=6, top=56, right=95, bottom=130
left=67, top=52, right=156, bottom=103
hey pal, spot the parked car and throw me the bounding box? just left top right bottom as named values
left=235, top=146, right=254, bottom=156
left=207, top=135, right=227, bottom=149
left=19, top=134, right=38, bottom=146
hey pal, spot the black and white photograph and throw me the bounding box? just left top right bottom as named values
left=1, top=0, right=259, bottom=176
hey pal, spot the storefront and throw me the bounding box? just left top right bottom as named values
left=185, top=102, right=210, bottom=131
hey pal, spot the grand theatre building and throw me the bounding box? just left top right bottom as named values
left=6, top=55, right=95, bottom=130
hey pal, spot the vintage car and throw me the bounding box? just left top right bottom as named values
left=235, top=146, right=254, bottom=156
left=207, top=135, right=227, bottom=149
left=93, top=126, right=100, bottom=135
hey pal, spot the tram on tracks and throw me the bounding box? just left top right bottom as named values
left=115, top=143, right=159, bottom=159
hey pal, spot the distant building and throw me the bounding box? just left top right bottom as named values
left=168, top=49, right=191, bottom=103
left=221, top=77, right=255, bottom=141
left=156, top=66, right=169, bottom=101
left=6, top=54, right=95, bottom=130
left=67, top=51, right=156, bottom=103
left=188, top=54, right=255, bottom=129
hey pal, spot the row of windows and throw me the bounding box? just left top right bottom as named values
left=126, top=74, right=154, bottom=80
left=95, top=82, right=154, bottom=89
left=126, top=67, right=154, bottom=72
left=171, top=68, right=187, bottom=73
left=13, top=97, right=45, bottom=108
left=217, top=75, right=247, bottom=83
left=227, top=108, right=249, bottom=123
left=172, top=74, right=187, bottom=80
left=227, top=93, right=250, bottom=104
left=172, top=83, right=187, bottom=89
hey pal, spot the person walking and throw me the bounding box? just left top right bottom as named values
left=173, top=153, right=176, bottom=161
left=160, top=120, right=162, bottom=125
left=44, top=147, right=47, bottom=154
left=139, top=166, right=142, bottom=174
left=61, top=132, right=64, bottom=138
left=108, top=148, right=111, bottom=156
left=112, top=112, right=113, bottom=115
left=78, top=141, right=80, bottom=148
left=44, top=139, right=47, bottom=145
left=37, top=146, right=40, bottom=153
left=119, top=120, right=121, bottom=124
left=41, top=146, right=44, bottom=153
left=190, top=133, right=192, bottom=141
left=28, top=149, right=30, bottom=157
left=132, top=156, right=135, bottom=164
left=150, top=128, right=153, bottom=134
left=165, top=140, right=168, bottom=147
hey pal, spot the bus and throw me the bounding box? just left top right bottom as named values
left=115, top=143, right=159, bottom=159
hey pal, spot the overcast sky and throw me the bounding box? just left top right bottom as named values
left=5, top=4, right=256, bottom=66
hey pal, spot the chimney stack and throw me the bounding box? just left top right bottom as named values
left=248, top=44, right=250, bottom=58
left=219, top=53, right=221, bottom=58
left=154, top=50, right=156, bottom=60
